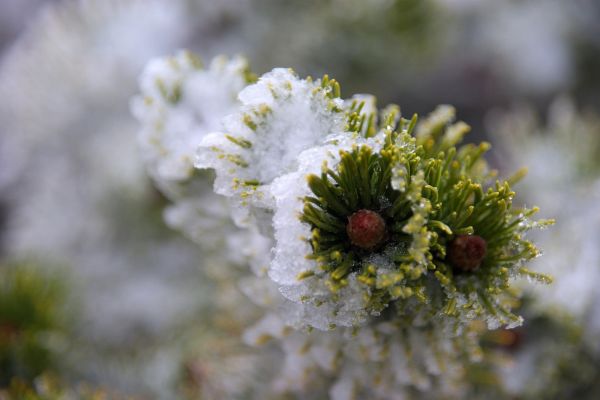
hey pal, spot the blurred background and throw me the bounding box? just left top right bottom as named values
left=0, top=0, right=599, bottom=398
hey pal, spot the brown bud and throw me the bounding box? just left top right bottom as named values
left=447, top=234, right=487, bottom=272
left=346, top=209, right=386, bottom=250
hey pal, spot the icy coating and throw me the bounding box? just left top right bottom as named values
left=130, top=49, right=554, bottom=398
left=270, top=134, right=391, bottom=329
left=131, top=52, right=255, bottom=249
left=132, top=51, right=251, bottom=187
left=196, top=68, right=346, bottom=225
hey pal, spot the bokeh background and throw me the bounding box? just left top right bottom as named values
left=0, top=0, right=599, bottom=398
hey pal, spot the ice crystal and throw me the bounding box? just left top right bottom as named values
left=244, top=310, right=486, bottom=399
left=268, top=99, right=551, bottom=330
left=131, top=52, right=258, bottom=253
left=489, top=97, right=600, bottom=336
left=196, top=68, right=346, bottom=227
left=132, top=51, right=253, bottom=194
left=130, top=51, right=557, bottom=398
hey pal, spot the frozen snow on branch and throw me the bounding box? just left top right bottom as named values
left=196, top=68, right=346, bottom=226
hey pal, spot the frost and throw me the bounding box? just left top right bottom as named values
left=132, top=52, right=250, bottom=188
left=243, top=313, right=289, bottom=346
left=269, top=136, right=393, bottom=329
left=196, top=68, right=346, bottom=226
left=416, top=104, right=455, bottom=143
left=260, top=318, right=481, bottom=399
left=132, top=52, right=254, bottom=250
left=163, top=193, right=232, bottom=251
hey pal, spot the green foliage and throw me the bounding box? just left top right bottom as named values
left=0, top=373, right=133, bottom=400
left=299, top=101, right=552, bottom=327
left=0, top=263, right=67, bottom=387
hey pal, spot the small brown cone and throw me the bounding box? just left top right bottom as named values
left=447, top=234, right=487, bottom=272
left=346, top=209, right=386, bottom=250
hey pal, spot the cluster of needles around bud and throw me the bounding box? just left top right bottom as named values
left=412, top=107, right=554, bottom=326
left=298, top=104, right=553, bottom=328
left=300, top=144, right=412, bottom=306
